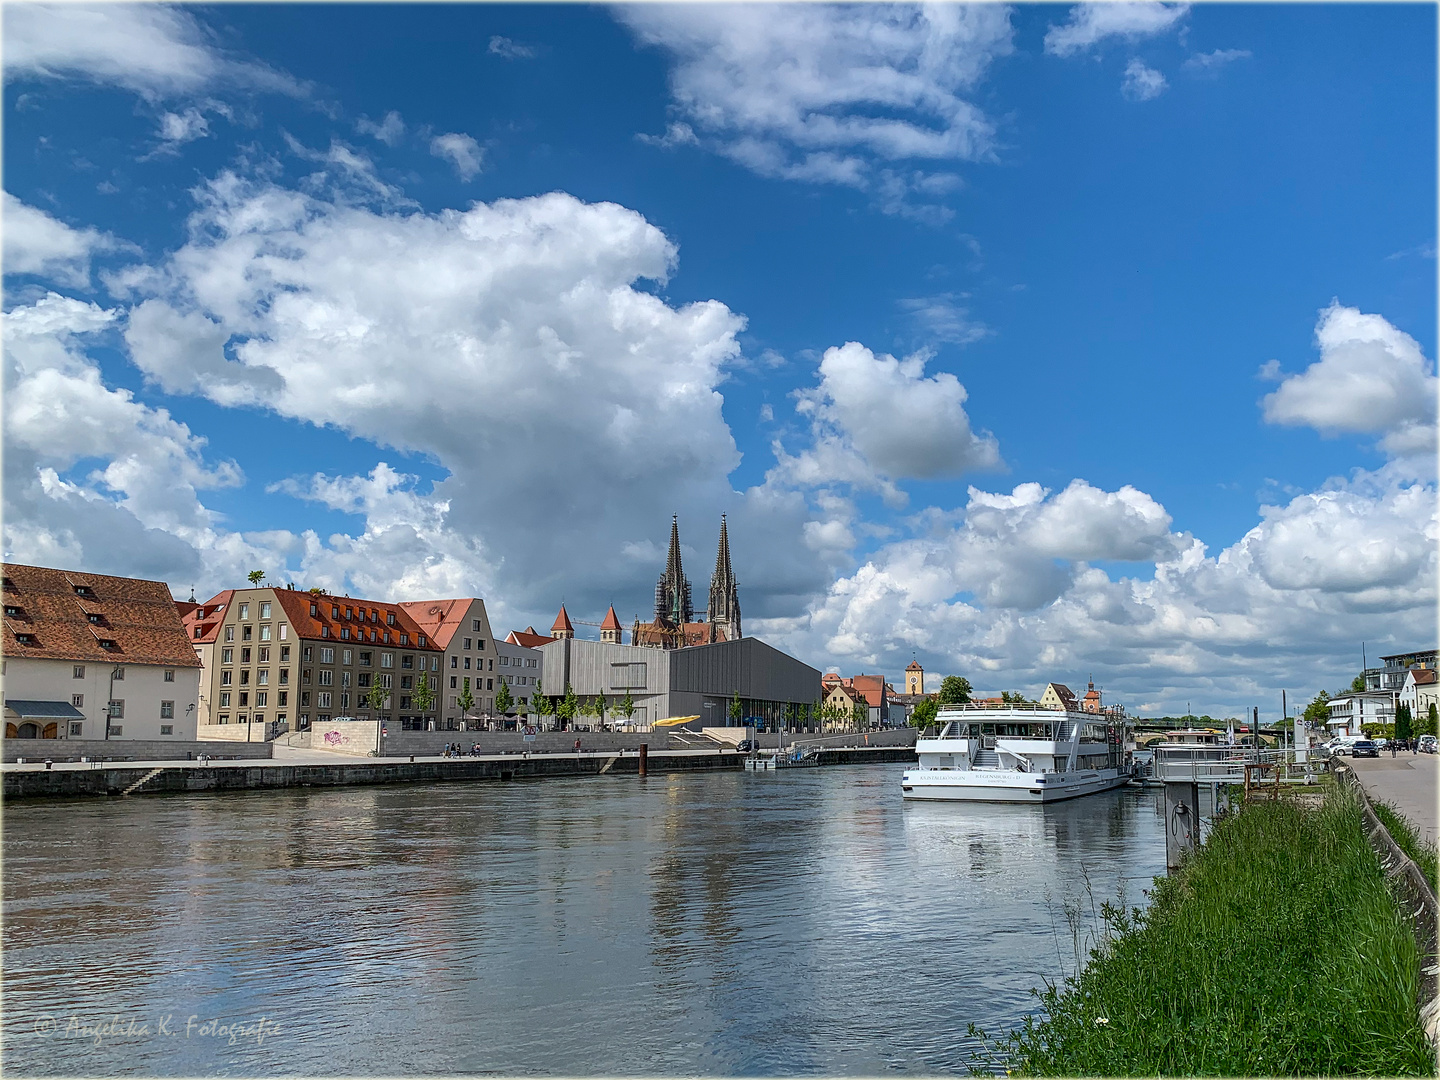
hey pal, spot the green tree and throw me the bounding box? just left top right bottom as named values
left=1000, top=690, right=1033, bottom=704
left=494, top=679, right=513, bottom=717
left=939, top=676, right=972, bottom=705
left=729, top=690, right=743, bottom=724
left=595, top=694, right=607, bottom=727
left=413, top=672, right=435, bottom=715
left=619, top=689, right=636, bottom=721
left=911, top=698, right=939, bottom=728
left=458, top=677, right=475, bottom=718
left=1420, top=703, right=1439, bottom=738
left=558, top=684, right=579, bottom=726
left=852, top=700, right=868, bottom=732
left=1303, top=690, right=1331, bottom=726
left=247, top=569, right=266, bottom=586
left=532, top=680, right=553, bottom=727
left=1351, top=674, right=1367, bottom=692
left=1396, top=702, right=1413, bottom=742
left=365, top=677, right=392, bottom=714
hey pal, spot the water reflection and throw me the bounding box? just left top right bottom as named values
left=3, top=766, right=1167, bottom=1076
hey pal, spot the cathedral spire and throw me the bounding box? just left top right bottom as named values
left=654, top=515, right=693, bottom=628
left=707, top=514, right=742, bottom=640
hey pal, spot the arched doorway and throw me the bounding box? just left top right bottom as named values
left=16, top=723, right=39, bottom=739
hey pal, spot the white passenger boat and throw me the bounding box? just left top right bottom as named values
left=901, top=703, right=1133, bottom=803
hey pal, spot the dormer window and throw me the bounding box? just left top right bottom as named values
left=98, top=638, right=117, bottom=649
left=386, top=612, right=396, bottom=627
left=332, top=605, right=340, bottom=619
left=310, top=603, right=319, bottom=617
left=14, top=632, right=34, bottom=644
left=87, top=613, right=104, bottom=625
left=73, top=585, right=95, bottom=598
left=417, top=635, right=426, bottom=646
left=400, top=633, right=410, bottom=646
left=346, top=606, right=353, bottom=620
left=4, top=605, right=21, bottom=617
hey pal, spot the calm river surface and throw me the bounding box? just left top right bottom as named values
left=3, top=764, right=1168, bottom=1075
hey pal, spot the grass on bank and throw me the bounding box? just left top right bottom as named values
left=1372, top=799, right=1439, bottom=895
left=977, top=790, right=1435, bottom=1077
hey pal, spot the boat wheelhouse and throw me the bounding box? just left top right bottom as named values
left=901, top=702, right=1133, bottom=803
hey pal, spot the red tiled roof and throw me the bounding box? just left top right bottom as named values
left=181, top=590, right=235, bottom=644
left=397, top=599, right=477, bottom=649
left=551, top=605, right=574, bottom=633
left=906, top=660, right=923, bottom=670
left=270, top=589, right=442, bottom=650
left=1411, top=668, right=1437, bottom=685
left=850, top=674, right=887, bottom=707
left=174, top=599, right=202, bottom=620
left=508, top=629, right=555, bottom=648
left=3, top=563, right=202, bottom=667
left=600, top=605, right=622, bottom=631
left=630, top=621, right=726, bottom=648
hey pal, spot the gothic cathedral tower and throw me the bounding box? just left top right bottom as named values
left=707, top=515, right=742, bottom=641
left=654, top=515, right=694, bottom=628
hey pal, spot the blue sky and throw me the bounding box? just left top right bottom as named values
left=3, top=2, right=1436, bottom=716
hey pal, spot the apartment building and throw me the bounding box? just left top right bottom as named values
left=184, top=586, right=443, bottom=734
left=2, top=563, right=201, bottom=740
left=397, top=598, right=543, bottom=729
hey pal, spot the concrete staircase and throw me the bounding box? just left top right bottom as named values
left=120, top=767, right=166, bottom=796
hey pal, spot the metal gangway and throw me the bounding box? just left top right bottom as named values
left=1153, top=745, right=1326, bottom=786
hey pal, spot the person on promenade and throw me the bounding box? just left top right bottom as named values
left=574, top=737, right=582, bottom=753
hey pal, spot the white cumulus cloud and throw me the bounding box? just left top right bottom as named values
left=1263, top=301, right=1438, bottom=458
left=429, top=132, right=484, bottom=180
left=3, top=192, right=120, bottom=288
left=1045, top=2, right=1189, bottom=56
left=618, top=3, right=1013, bottom=196
left=1121, top=58, right=1168, bottom=100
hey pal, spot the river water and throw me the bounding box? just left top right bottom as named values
left=3, top=764, right=1169, bottom=1075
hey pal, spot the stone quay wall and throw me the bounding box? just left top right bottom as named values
left=3, top=738, right=274, bottom=763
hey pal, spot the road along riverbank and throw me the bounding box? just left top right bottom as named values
left=975, top=782, right=1437, bottom=1076
left=2, top=745, right=916, bottom=800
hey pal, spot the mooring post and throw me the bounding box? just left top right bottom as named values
left=1163, top=781, right=1200, bottom=871
left=638, top=743, right=647, bottom=777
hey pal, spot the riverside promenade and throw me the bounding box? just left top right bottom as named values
left=1, top=740, right=916, bottom=799
left=1348, top=752, right=1438, bottom=846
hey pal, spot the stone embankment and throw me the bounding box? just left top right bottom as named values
left=3, top=744, right=917, bottom=800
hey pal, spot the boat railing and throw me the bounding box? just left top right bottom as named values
left=1153, top=746, right=1325, bottom=784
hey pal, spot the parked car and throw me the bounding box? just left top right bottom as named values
left=735, top=739, right=756, bottom=753
left=1350, top=739, right=1380, bottom=758
left=1419, top=735, right=1437, bottom=754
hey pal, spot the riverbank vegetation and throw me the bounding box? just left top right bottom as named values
left=980, top=790, right=1435, bottom=1076
left=1373, top=799, right=1439, bottom=894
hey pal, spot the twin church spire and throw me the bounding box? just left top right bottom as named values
left=649, top=514, right=741, bottom=645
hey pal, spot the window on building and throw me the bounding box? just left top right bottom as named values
left=310, top=603, right=319, bottom=617
left=464, top=657, right=471, bottom=670
left=358, top=673, right=372, bottom=688
left=279, top=668, right=289, bottom=685
left=464, top=637, right=471, bottom=650
left=260, top=601, right=271, bottom=619
left=278, top=691, right=288, bottom=707
left=381, top=653, right=394, bottom=668
left=194, top=627, right=203, bottom=639
left=221, top=671, right=232, bottom=686
left=255, top=692, right=268, bottom=707
left=108, top=699, right=124, bottom=718
left=380, top=674, right=393, bottom=689
left=450, top=656, right=458, bottom=669
left=222, top=648, right=233, bottom=665
left=301, top=692, right=311, bottom=707
left=109, top=725, right=123, bottom=736
left=280, top=645, right=291, bottom=662
left=319, top=670, right=333, bottom=687
left=86, top=613, right=104, bottom=625
left=486, top=679, right=493, bottom=691
left=477, top=639, right=486, bottom=651
left=160, top=725, right=173, bottom=736
left=161, top=701, right=174, bottom=718
left=257, top=670, right=269, bottom=686
left=112, top=667, right=124, bottom=680
left=279, top=624, right=287, bottom=640
left=418, top=635, right=426, bottom=647
left=318, top=691, right=332, bottom=708
left=358, top=651, right=372, bottom=667
left=340, top=627, right=350, bottom=640
left=220, top=692, right=232, bottom=707
left=450, top=676, right=457, bottom=689
left=321, top=626, right=330, bottom=638
left=302, top=669, right=312, bottom=684
left=72, top=693, right=84, bottom=707
left=341, top=649, right=352, bottom=666
left=472, top=619, right=482, bottom=632
left=260, top=624, right=271, bottom=642
left=239, top=692, right=248, bottom=707
left=225, top=626, right=235, bottom=642
left=242, top=625, right=252, bottom=641
left=218, top=715, right=229, bottom=725
left=386, top=612, right=396, bottom=627
left=240, top=670, right=250, bottom=686
left=259, top=647, right=270, bottom=663
left=340, top=671, right=351, bottom=688
left=69, top=721, right=83, bottom=737
left=303, top=646, right=313, bottom=662
left=400, top=696, right=412, bottom=709
left=73, top=665, right=85, bottom=679
left=163, top=669, right=175, bottom=683
left=400, top=675, right=413, bottom=690
left=401, top=655, right=414, bottom=670
left=332, top=605, right=340, bottom=619
left=241, top=648, right=251, bottom=664
left=320, top=647, right=334, bottom=665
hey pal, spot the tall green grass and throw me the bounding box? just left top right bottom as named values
left=1372, top=799, right=1439, bottom=895
left=981, top=791, right=1436, bottom=1076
